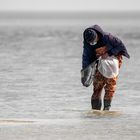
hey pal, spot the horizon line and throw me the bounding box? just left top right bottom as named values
left=0, top=10, right=140, bottom=13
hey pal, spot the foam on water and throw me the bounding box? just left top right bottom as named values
left=87, top=110, right=122, bottom=117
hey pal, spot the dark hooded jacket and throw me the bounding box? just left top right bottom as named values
left=82, top=25, right=130, bottom=69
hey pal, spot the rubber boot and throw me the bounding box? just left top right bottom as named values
left=103, top=99, right=111, bottom=110
left=91, top=99, right=102, bottom=110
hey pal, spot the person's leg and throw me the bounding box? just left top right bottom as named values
left=103, top=55, right=123, bottom=110
left=104, top=76, right=118, bottom=110
left=91, top=71, right=105, bottom=110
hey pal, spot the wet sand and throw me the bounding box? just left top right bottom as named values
left=0, top=114, right=139, bottom=140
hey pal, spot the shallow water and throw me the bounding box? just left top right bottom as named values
left=0, top=12, right=140, bottom=139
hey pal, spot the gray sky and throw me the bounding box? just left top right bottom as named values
left=0, top=0, right=140, bottom=11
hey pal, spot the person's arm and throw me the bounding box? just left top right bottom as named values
left=82, top=44, right=91, bottom=69
left=107, top=34, right=130, bottom=58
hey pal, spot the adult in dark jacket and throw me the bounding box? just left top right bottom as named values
left=82, top=24, right=130, bottom=110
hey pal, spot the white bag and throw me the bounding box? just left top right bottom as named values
left=98, top=56, right=119, bottom=78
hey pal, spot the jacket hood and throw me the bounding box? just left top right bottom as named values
left=85, top=24, right=105, bottom=37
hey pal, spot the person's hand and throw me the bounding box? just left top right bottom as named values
left=101, top=53, right=109, bottom=59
